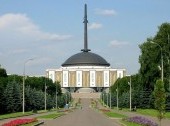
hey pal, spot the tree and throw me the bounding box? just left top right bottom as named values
left=25, top=86, right=45, bottom=111
left=56, top=81, right=62, bottom=96
left=3, top=80, right=22, bottom=113
left=139, top=23, right=170, bottom=91
left=153, top=79, right=166, bottom=126
left=0, top=67, right=7, bottom=77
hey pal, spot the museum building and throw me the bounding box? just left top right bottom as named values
left=46, top=4, right=126, bottom=92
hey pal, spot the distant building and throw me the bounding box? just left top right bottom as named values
left=46, top=4, right=126, bottom=93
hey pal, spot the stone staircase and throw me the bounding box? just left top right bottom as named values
left=71, top=92, right=101, bottom=99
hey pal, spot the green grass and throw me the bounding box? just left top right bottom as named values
left=121, top=120, right=142, bottom=126
left=37, top=113, right=63, bottom=119
left=0, top=109, right=53, bottom=120
left=104, top=112, right=127, bottom=118
left=136, top=109, right=170, bottom=118
left=0, top=112, right=33, bottom=120
left=21, top=121, right=39, bottom=126
left=136, top=109, right=157, bottom=117
left=165, top=112, right=170, bottom=118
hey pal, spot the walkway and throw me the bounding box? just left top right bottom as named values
left=41, top=99, right=121, bottom=126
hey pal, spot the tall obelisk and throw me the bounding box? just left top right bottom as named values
left=81, top=4, right=91, bottom=52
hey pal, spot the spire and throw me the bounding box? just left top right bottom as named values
left=81, top=4, right=91, bottom=52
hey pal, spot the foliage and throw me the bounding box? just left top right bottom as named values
left=166, top=93, right=170, bottom=112
left=110, top=74, right=154, bottom=108
left=0, top=67, right=7, bottom=77
left=108, top=22, right=170, bottom=110
left=119, top=92, right=129, bottom=108
left=0, top=67, right=67, bottom=114
left=153, top=79, right=166, bottom=125
left=139, top=23, right=170, bottom=91
left=3, top=80, right=22, bottom=113
left=25, top=86, right=44, bottom=111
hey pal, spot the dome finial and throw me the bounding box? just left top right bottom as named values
left=81, top=4, right=91, bottom=52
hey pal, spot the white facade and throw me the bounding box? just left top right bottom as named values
left=63, top=71, right=69, bottom=87
left=46, top=66, right=126, bottom=88
left=117, top=70, right=124, bottom=79
left=103, top=70, right=109, bottom=87
left=76, top=71, right=82, bottom=87
left=90, top=71, right=96, bottom=87
left=48, top=70, right=55, bottom=83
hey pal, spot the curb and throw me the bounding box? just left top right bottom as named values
left=33, top=121, right=44, bottom=126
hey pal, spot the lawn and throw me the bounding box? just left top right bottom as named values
left=121, top=120, right=142, bottom=126
left=37, top=113, right=63, bottom=119
left=0, top=112, right=33, bottom=120
left=104, top=112, right=127, bottom=118
left=0, top=110, right=55, bottom=120
left=136, top=109, right=170, bottom=118
left=21, top=121, right=38, bottom=126
left=21, top=121, right=44, bottom=126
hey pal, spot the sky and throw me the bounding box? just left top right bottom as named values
left=0, top=0, right=170, bottom=76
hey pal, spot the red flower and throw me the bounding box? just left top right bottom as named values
left=2, top=118, right=37, bottom=126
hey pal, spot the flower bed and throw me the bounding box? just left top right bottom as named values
left=2, top=118, right=37, bottom=126
left=123, top=116, right=158, bottom=126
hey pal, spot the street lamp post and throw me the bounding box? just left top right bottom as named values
left=45, top=78, right=47, bottom=111
left=23, top=58, right=34, bottom=114
left=107, top=93, right=109, bottom=108
left=109, top=88, right=111, bottom=109
left=116, top=87, right=119, bottom=110
left=128, top=76, right=132, bottom=111
left=151, top=41, right=163, bottom=81
left=103, top=93, right=104, bottom=106
left=56, top=85, right=58, bottom=109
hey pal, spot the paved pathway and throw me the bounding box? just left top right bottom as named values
left=41, top=99, right=121, bottom=126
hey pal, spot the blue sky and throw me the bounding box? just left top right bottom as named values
left=0, top=0, right=170, bottom=76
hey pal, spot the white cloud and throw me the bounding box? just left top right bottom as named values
left=95, top=9, right=117, bottom=16
left=88, top=22, right=102, bottom=30
left=0, top=13, right=72, bottom=41
left=110, top=40, right=129, bottom=47
left=11, top=49, right=29, bottom=54
left=15, top=57, right=53, bottom=66
left=29, top=57, right=53, bottom=66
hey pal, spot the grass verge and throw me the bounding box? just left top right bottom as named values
left=37, top=113, right=63, bottom=119
left=136, top=109, right=170, bottom=118
left=0, top=112, right=33, bottom=120
left=21, top=121, right=39, bottom=126
left=0, top=109, right=56, bottom=120
left=104, top=112, right=127, bottom=118
left=121, top=120, right=141, bottom=126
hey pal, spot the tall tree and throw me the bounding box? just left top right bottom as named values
left=3, top=81, right=22, bottom=113
left=139, top=22, right=170, bottom=91
left=0, top=67, right=7, bottom=77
